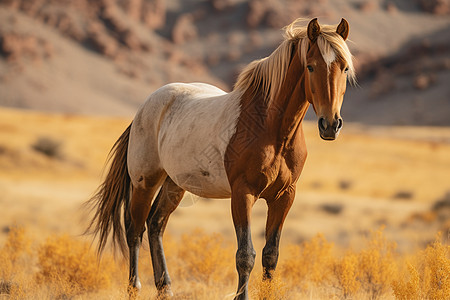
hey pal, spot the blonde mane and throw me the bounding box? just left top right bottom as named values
left=234, top=18, right=356, bottom=102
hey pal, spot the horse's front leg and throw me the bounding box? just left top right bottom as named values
left=262, top=186, right=295, bottom=280
left=231, top=184, right=257, bottom=300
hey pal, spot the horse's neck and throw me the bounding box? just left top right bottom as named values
left=273, top=47, right=309, bottom=141
left=240, top=46, right=309, bottom=144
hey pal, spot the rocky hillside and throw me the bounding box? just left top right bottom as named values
left=0, top=0, right=449, bottom=124
left=0, top=0, right=225, bottom=115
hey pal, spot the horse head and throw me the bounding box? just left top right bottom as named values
left=304, top=18, right=352, bottom=141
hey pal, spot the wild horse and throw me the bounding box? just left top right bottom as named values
left=87, top=18, right=355, bottom=299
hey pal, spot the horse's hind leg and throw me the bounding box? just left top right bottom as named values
left=146, top=176, right=185, bottom=297
left=125, top=173, right=166, bottom=295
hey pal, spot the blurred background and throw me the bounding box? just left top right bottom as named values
left=0, top=0, right=450, bottom=253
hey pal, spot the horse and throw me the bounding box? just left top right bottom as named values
left=86, top=17, right=355, bottom=299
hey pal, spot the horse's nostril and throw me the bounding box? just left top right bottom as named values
left=331, top=118, right=343, bottom=133
left=318, top=117, right=327, bottom=131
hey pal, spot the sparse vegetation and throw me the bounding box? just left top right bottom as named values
left=281, top=233, right=334, bottom=290
left=31, top=136, right=63, bottom=159
left=0, top=226, right=30, bottom=281
left=36, top=235, right=115, bottom=296
left=320, top=203, right=344, bottom=215
left=432, top=191, right=450, bottom=212
left=176, top=229, right=235, bottom=283
left=393, top=190, right=414, bottom=201
left=338, top=180, right=352, bottom=190
left=252, top=272, right=289, bottom=300
left=357, top=228, right=397, bottom=299
left=0, top=226, right=450, bottom=299
left=330, top=251, right=360, bottom=299
left=392, top=233, right=450, bottom=300
left=280, top=228, right=397, bottom=299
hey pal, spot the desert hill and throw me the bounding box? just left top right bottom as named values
left=1, top=0, right=449, bottom=125
left=0, top=0, right=226, bottom=116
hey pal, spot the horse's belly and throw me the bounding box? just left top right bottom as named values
left=169, top=166, right=231, bottom=199
left=160, top=139, right=232, bottom=198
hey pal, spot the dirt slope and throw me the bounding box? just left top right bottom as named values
left=0, top=0, right=226, bottom=116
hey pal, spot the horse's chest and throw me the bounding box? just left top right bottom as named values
left=257, top=144, right=307, bottom=198
left=258, top=157, right=291, bottom=197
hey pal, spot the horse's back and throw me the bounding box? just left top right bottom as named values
left=128, top=82, right=241, bottom=198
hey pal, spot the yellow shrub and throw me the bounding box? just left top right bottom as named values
left=0, top=227, right=30, bottom=280
left=1, top=227, right=30, bottom=263
left=425, top=237, right=450, bottom=299
left=176, top=229, right=235, bottom=284
left=36, top=235, right=115, bottom=296
left=0, top=252, right=12, bottom=282
left=357, top=227, right=397, bottom=300
left=252, top=272, right=288, bottom=300
left=281, top=229, right=397, bottom=299
left=1, top=226, right=448, bottom=300
left=392, top=262, right=421, bottom=300
left=331, top=251, right=360, bottom=299
left=281, top=233, right=334, bottom=289
left=392, top=234, right=450, bottom=300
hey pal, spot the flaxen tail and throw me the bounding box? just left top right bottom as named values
left=85, top=124, right=132, bottom=256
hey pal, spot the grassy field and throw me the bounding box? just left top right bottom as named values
left=0, top=107, right=449, bottom=299
left=1, top=226, right=449, bottom=299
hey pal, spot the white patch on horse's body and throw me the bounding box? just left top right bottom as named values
left=127, top=82, right=241, bottom=198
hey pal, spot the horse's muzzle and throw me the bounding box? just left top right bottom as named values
left=318, top=117, right=343, bottom=141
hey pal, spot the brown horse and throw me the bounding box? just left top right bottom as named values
left=86, top=18, right=355, bottom=299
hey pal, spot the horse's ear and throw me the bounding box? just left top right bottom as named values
left=336, top=18, right=349, bottom=41
left=307, top=18, right=321, bottom=42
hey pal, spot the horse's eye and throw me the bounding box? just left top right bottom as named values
left=344, top=67, right=349, bottom=73
left=307, top=65, right=314, bottom=72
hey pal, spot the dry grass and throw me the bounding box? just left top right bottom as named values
left=331, top=251, right=360, bottom=299
left=1, top=227, right=449, bottom=300
left=281, top=233, right=334, bottom=290
left=0, top=227, right=30, bottom=282
left=36, top=235, right=116, bottom=296
left=175, top=229, right=235, bottom=284
left=251, top=272, right=289, bottom=300
left=392, top=233, right=450, bottom=300
left=280, top=228, right=398, bottom=299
